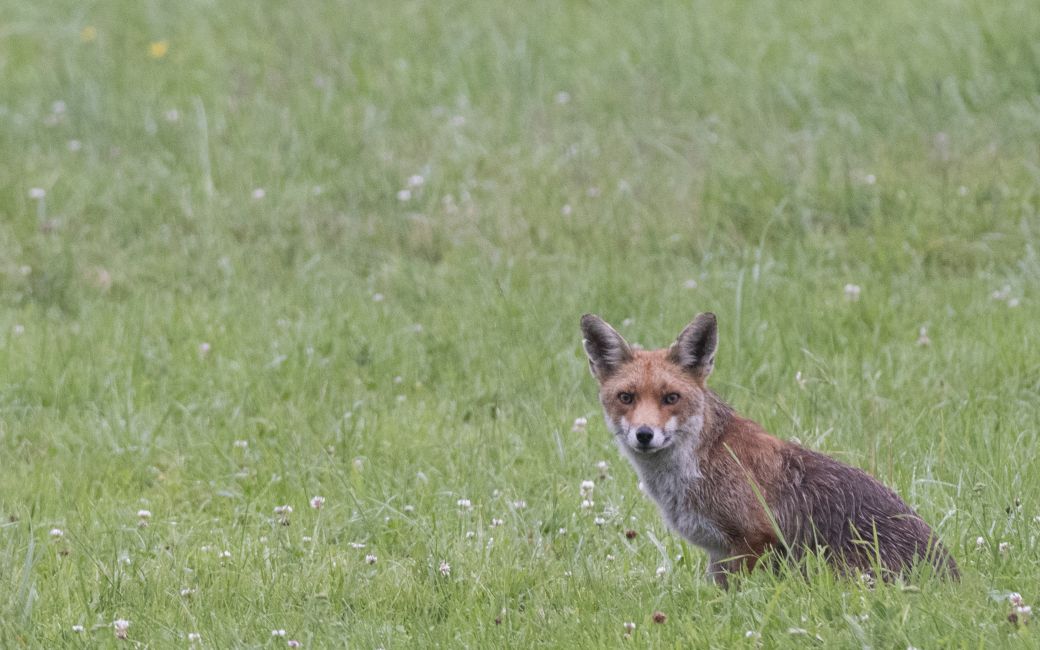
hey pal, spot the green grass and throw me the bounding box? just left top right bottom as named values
left=2, top=0, right=1039, bottom=646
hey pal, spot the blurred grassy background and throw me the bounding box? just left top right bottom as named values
left=2, top=0, right=1039, bottom=647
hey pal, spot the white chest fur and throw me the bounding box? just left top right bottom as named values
left=622, top=444, right=728, bottom=555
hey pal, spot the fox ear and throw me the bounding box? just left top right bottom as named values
left=669, top=312, right=718, bottom=381
left=580, top=314, right=633, bottom=381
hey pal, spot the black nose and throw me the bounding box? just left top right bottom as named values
left=635, top=426, right=654, bottom=445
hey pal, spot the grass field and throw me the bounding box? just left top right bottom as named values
left=2, top=0, right=1040, bottom=646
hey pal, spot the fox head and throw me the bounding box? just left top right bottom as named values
left=580, top=313, right=718, bottom=456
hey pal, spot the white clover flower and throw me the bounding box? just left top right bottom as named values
left=310, top=496, right=325, bottom=509
left=251, top=188, right=266, bottom=200
left=490, top=518, right=504, bottom=527
left=916, top=327, right=931, bottom=347
left=288, top=641, right=302, bottom=648
left=554, top=91, right=571, bottom=105
left=580, top=480, right=595, bottom=496
left=623, top=621, right=636, bottom=632
left=580, top=499, right=594, bottom=509
left=49, top=528, right=64, bottom=539
left=403, top=504, right=415, bottom=513
left=72, top=625, right=85, bottom=633
left=219, top=550, right=231, bottom=559
left=29, top=188, right=46, bottom=199
left=198, top=342, right=211, bottom=356
left=656, top=566, right=667, bottom=577
left=976, top=536, right=985, bottom=548
left=465, top=531, right=475, bottom=539
left=365, top=554, right=377, bottom=564
left=683, top=279, right=698, bottom=289
left=571, top=417, right=588, bottom=433
left=396, top=189, right=412, bottom=201
left=439, top=560, right=451, bottom=576
left=180, top=587, right=196, bottom=597
left=844, top=284, right=862, bottom=301
left=67, top=139, right=82, bottom=152
left=137, top=510, right=151, bottom=519
left=561, top=204, right=573, bottom=216
left=233, top=439, right=248, bottom=449
left=864, top=174, right=877, bottom=185
left=274, top=505, right=293, bottom=525
left=511, top=499, right=526, bottom=510
left=456, top=498, right=472, bottom=510
left=407, top=174, right=425, bottom=188
left=188, top=632, right=201, bottom=642
left=272, top=629, right=286, bottom=637
left=113, top=619, right=130, bottom=640
left=371, top=293, right=385, bottom=303
left=594, top=517, right=606, bottom=526
left=595, top=460, right=609, bottom=472
left=999, top=542, right=1010, bottom=554
left=349, top=542, right=366, bottom=549
left=12, top=324, right=25, bottom=336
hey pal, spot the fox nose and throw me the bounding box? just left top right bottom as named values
left=635, top=426, right=654, bottom=446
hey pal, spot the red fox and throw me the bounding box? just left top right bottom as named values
left=581, top=313, right=958, bottom=586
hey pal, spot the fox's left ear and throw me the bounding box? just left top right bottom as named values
left=669, top=312, right=718, bottom=381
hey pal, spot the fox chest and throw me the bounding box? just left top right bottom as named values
left=639, top=472, right=728, bottom=553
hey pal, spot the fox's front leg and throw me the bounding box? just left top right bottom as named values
left=708, top=549, right=765, bottom=588
left=707, top=551, right=730, bottom=588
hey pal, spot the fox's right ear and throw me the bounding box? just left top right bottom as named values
left=580, top=314, right=633, bottom=381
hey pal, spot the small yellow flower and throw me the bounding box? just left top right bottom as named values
left=80, top=26, right=97, bottom=43
left=148, top=40, right=169, bottom=59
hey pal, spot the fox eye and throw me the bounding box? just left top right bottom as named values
left=663, top=393, right=680, bottom=405
left=617, top=392, right=634, bottom=404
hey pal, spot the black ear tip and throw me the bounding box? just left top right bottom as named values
left=698, top=312, right=718, bottom=326
left=580, top=313, right=601, bottom=330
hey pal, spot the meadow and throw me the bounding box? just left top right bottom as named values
left=2, top=0, right=1039, bottom=646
